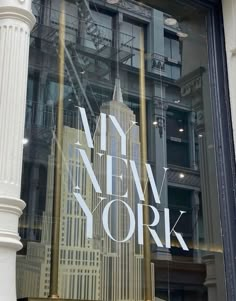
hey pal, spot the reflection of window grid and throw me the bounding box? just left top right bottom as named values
left=120, top=21, right=143, bottom=68
left=164, top=35, right=181, bottom=61
left=83, top=10, right=113, bottom=50
left=164, top=33, right=181, bottom=80
left=166, top=109, right=190, bottom=167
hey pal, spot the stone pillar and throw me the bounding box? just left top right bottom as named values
left=204, top=254, right=218, bottom=301
left=0, top=1, right=35, bottom=301
left=178, top=68, right=226, bottom=301
left=203, top=253, right=227, bottom=301
left=152, top=92, right=171, bottom=260
left=188, top=111, right=197, bottom=170
left=191, top=190, right=201, bottom=263
left=153, top=95, right=168, bottom=209
left=147, top=9, right=165, bottom=73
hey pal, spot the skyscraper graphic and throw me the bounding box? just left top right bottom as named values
left=17, top=127, right=101, bottom=300
left=91, top=79, right=148, bottom=301
left=17, top=81, right=154, bottom=301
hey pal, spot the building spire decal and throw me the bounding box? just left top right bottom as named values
left=112, top=78, right=123, bottom=103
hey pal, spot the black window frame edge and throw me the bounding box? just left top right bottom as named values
left=145, top=0, right=236, bottom=298
left=207, top=2, right=236, bottom=300
left=187, top=0, right=236, bottom=299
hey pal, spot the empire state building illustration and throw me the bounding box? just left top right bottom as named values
left=92, top=78, right=146, bottom=301
left=16, top=79, right=153, bottom=301
left=17, top=127, right=101, bottom=300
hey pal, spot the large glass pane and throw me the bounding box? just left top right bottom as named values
left=16, top=1, right=227, bottom=301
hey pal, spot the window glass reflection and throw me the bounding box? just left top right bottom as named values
left=16, top=1, right=226, bottom=301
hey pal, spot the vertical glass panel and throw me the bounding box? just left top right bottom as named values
left=16, top=1, right=227, bottom=301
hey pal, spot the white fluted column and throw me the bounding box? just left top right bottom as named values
left=0, top=1, right=35, bottom=301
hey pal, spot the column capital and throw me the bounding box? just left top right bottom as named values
left=195, top=110, right=205, bottom=135
left=0, top=0, right=35, bottom=30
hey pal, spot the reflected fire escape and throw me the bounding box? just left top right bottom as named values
left=28, top=0, right=134, bottom=128
left=20, top=0, right=135, bottom=246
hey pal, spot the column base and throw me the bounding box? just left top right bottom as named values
left=152, top=247, right=172, bottom=261
left=0, top=196, right=25, bottom=250
left=0, top=197, right=25, bottom=301
left=202, top=253, right=227, bottom=301
left=202, top=253, right=216, bottom=288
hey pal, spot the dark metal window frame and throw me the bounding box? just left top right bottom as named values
left=207, top=3, right=236, bottom=300
left=179, top=0, right=236, bottom=299
left=142, top=0, right=236, bottom=299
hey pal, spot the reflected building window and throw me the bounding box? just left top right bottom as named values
left=120, top=19, right=145, bottom=68
left=167, top=108, right=190, bottom=167
left=164, top=33, right=181, bottom=80
left=15, top=1, right=228, bottom=301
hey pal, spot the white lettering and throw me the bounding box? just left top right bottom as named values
left=76, top=107, right=94, bottom=148
left=145, top=163, right=161, bottom=204
left=137, top=204, right=163, bottom=247
left=164, top=208, right=189, bottom=251
left=100, top=113, right=106, bottom=152
left=130, top=160, right=145, bottom=201
left=74, top=191, right=93, bottom=238
left=76, top=148, right=102, bottom=193
left=107, top=155, right=128, bottom=198
left=102, top=200, right=135, bottom=242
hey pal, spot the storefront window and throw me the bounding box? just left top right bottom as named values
left=16, top=1, right=227, bottom=300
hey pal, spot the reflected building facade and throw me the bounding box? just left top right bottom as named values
left=14, top=0, right=228, bottom=300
